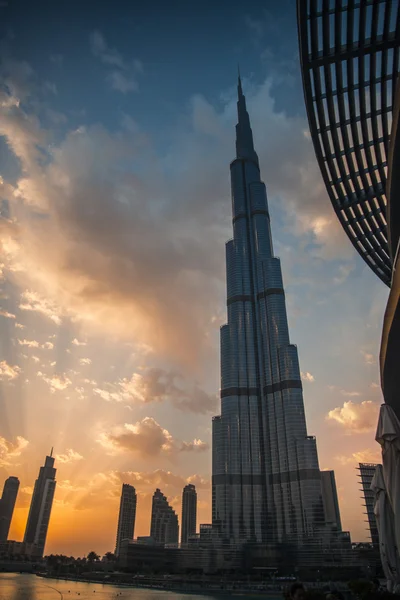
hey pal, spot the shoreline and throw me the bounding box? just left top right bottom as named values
left=36, top=573, right=283, bottom=596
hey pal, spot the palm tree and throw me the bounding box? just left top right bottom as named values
left=87, top=551, right=100, bottom=566
left=103, top=552, right=116, bottom=562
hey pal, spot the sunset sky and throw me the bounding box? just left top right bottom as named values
left=0, top=0, right=386, bottom=557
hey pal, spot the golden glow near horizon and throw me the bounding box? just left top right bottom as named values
left=0, top=41, right=386, bottom=557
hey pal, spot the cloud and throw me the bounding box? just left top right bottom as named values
left=0, top=435, right=29, bottom=466
left=97, top=416, right=209, bottom=458
left=115, top=469, right=210, bottom=491
left=50, top=54, right=63, bottom=66
left=327, top=400, right=379, bottom=433
left=245, top=15, right=265, bottom=38
left=336, top=448, right=381, bottom=465
left=333, top=263, right=355, bottom=285
left=0, top=360, right=21, bottom=380
left=361, top=351, right=376, bottom=365
left=18, top=338, right=53, bottom=350
left=107, top=71, right=137, bottom=94
left=94, top=368, right=217, bottom=414
left=340, top=390, right=361, bottom=397
left=55, top=448, right=84, bottom=463
left=19, top=290, right=62, bottom=324
left=72, top=338, right=86, bottom=346
left=79, top=357, right=91, bottom=365
left=90, top=31, right=142, bottom=94
left=0, top=309, right=15, bottom=319
left=0, top=60, right=354, bottom=369
left=301, top=371, right=314, bottom=382
left=38, top=371, right=72, bottom=392
left=18, top=338, right=39, bottom=348
left=180, top=439, right=209, bottom=452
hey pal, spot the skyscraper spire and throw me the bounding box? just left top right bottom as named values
left=237, top=65, right=242, bottom=96
left=235, top=76, right=259, bottom=166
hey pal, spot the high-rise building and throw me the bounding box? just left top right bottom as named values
left=181, top=484, right=197, bottom=544
left=212, top=76, right=326, bottom=548
left=150, top=489, right=179, bottom=545
left=24, top=450, right=56, bottom=557
left=320, top=471, right=342, bottom=532
left=297, top=0, right=400, bottom=421
left=0, top=477, right=20, bottom=542
left=357, top=463, right=380, bottom=548
left=115, top=483, right=137, bottom=556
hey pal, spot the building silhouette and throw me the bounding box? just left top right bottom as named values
left=320, top=471, right=342, bottom=531
left=24, top=450, right=56, bottom=557
left=150, top=489, right=179, bottom=545
left=115, top=483, right=137, bottom=556
left=297, top=0, right=400, bottom=421
left=0, top=477, right=20, bottom=542
left=358, top=463, right=380, bottom=548
left=212, top=76, right=328, bottom=549
left=181, top=484, right=197, bottom=544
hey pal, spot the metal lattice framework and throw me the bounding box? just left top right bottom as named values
left=298, top=0, right=400, bottom=286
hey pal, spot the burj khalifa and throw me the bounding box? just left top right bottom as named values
left=212, top=77, right=326, bottom=548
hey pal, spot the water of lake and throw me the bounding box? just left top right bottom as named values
left=0, top=573, right=237, bottom=600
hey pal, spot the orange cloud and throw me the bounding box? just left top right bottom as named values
left=0, top=309, right=16, bottom=319
left=97, top=417, right=209, bottom=458
left=37, top=371, right=72, bottom=392
left=19, top=290, right=62, bottom=325
left=336, top=447, right=382, bottom=465
left=55, top=449, right=84, bottom=464
left=327, top=400, right=379, bottom=433
left=0, top=360, right=21, bottom=381
left=0, top=435, right=29, bottom=466
left=94, top=368, right=217, bottom=414
left=301, top=371, right=315, bottom=382
left=18, top=338, right=39, bottom=348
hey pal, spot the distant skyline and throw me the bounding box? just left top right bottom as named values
left=0, top=0, right=385, bottom=556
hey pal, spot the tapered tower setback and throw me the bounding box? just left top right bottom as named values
left=150, top=489, right=179, bottom=545
left=212, top=77, right=325, bottom=547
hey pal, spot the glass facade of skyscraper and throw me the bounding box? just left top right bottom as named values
left=150, top=489, right=179, bottom=546
left=115, top=483, right=137, bottom=556
left=181, top=484, right=197, bottom=544
left=0, top=477, right=19, bottom=542
left=212, top=77, right=330, bottom=551
left=24, top=452, right=56, bottom=557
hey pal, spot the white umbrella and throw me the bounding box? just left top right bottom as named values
left=371, top=463, right=400, bottom=591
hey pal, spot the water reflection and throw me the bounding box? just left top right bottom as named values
left=0, top=574, right=222, bottom=600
